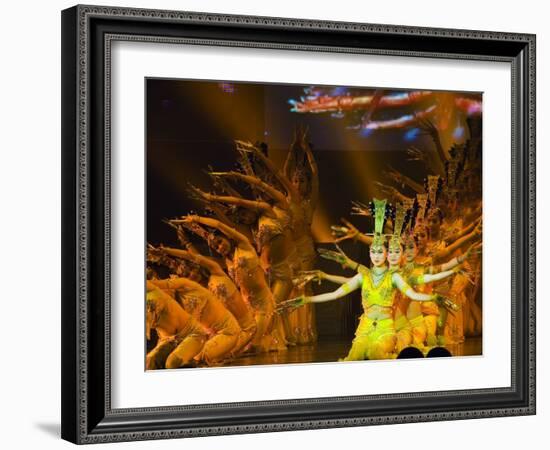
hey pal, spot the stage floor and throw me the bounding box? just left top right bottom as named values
left=224, top=337, right=482, bottom=367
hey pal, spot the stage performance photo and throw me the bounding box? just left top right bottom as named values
left=145, top=79, right=483, bottom=370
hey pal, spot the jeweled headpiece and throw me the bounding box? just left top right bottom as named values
left=445, top=160, right=460, bottom=189
left=368, top=198, right=389, bottom=250
left=402, top=198, right=416, bottom=244
left=402, top=197, right=415, bottom=213
left=449, top=143, right=466, bottom=166
left=426, top=175, right=441, bottom=207
left=415, top=193, right=429, bottom=225
left=389, top=202, right=407, bottom=251
left=401, top=197, right=415, bottom=233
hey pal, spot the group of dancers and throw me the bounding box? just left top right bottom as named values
left=145, top=118, right=482, bottom=369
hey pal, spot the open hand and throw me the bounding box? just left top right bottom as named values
left=276, top=295, right=309, bottom=314
left=434, top=294, right=460, bottom=313
left=293, top=270, right=324, bottom=288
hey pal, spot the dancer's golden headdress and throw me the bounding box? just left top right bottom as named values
left=369, top=198, right=389, bottom=251
left=415, top=193, right=429, bottom=225
left=445, top=160, right=461, bottom=189
left=426, top=175, right=441, bottom=207
left=389, top=202, right=408, bottom=251
left=399, top=199, right=416, bottom=247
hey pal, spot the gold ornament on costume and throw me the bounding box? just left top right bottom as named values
left=415, top=193, right=429, bottom=224
left=370, top=198, right=388, bottom=250
left=426, top=175, right=441, bottom=207
left=449, top=143, right=466, bottom=165
left=389, top=202, right=407, bottom=251
left=446, top=160, right=460, bottom=188
left=402, top=197, right=415, bottom=212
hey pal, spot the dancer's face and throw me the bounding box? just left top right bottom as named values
left=370, top=246, right=387, bottom=267
left=428, top=212, right=442, bottom=236
left=210, top=236, right=232, bottom=257
left=404, top=240, right=417, bottom=262
left=414, top=227, right=429, bottom=249
left=292, top=171, right=308, bottom=197
left=387, top=245, right=402, bottom=266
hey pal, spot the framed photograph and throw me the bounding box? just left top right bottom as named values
left=61, top=4, right=536, bottom=444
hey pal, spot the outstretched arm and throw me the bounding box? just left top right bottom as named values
left=373, top=181, right=413, bottom=204
left=321, top=273, right=355, bottom=285
left=343, top=218, right=374, bottom=246
left=235, top=140, right=298, bottom=200
left=293, top=269, right=354, bottom=288
left=149, top=276, right=198, bottom=292
left=393, top=272, right=460, bottom=312
left=203, top=199, right=256, bottom=243
left=163, top=222, right=200, bottom=254
left=392, top=272, right=437, bottom=301
left=304, top=273, right=363, bottom=303
left=383, top=165, right=424, bottom=193
left=444, top=217, right=480, bottom=244
left=428, top=242, right=480, bottom=273
left=210, top=171, right=288, bottom=208
left=280, top=273, right=363, bottom=311
left=191, top=186, right=273, bottom=215
left=434, top=223, right=481, bottom=263
left=428, top=256, right=461, bottom=274
left=172, top=215, right=254, bottom=250
left=160, top=246, right=225, bottom=276
left=331, top=218, right=373, bottom=246
left=318, top=246, right=360, bottom=271
left=410, top=268, right=457, bottom=285
left=150, top=277, right=214, bottom=303
left=189, top=185, right=242, bottom=229
left=208, top=170, right=245, bottom=199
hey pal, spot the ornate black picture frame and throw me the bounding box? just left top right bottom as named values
left=61, top=4, right=536, bottom=444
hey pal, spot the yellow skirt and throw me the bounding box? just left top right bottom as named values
left=343, top=316, right=396, bottom=361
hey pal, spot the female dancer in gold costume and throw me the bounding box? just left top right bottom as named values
left=309, top=202, right=461, bottom=354
left=281, top=199, right=455, bottom=361
left=149, top=277, right=243, bottom=363
left=400, top=229, right=476, bottom=348
left=310, top=239, right=461, bottom=353
left=145, top=281, right=209, bottom=369
left=189, top=179, right=295, bottom=346
left=206, top=172, right=297, bottom=305
left=421, top=207, right=481, bottom=343
left=155, top=245, right=257, bottom=353
left=172, top=215, right=279, bottom=352
left=234, top=135, right=319, bottom=344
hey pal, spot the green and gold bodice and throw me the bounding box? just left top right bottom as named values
left=358, top=266, right=395, bottom=308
